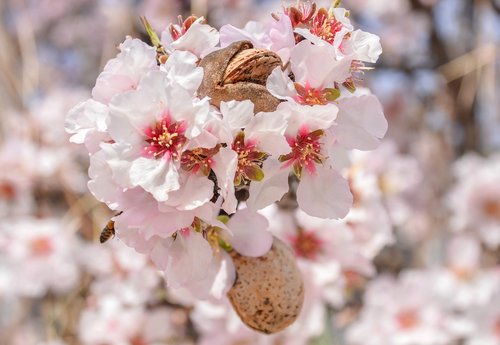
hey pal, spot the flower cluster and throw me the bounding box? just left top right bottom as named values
left=66, top=1, right=386, bottom=299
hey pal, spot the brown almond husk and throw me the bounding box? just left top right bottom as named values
left=227, top=237, right=304, bottom=334
left=198, top=41, right=282, bottom=113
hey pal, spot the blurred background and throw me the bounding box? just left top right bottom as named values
left=0, top=1, right=499, bottom=344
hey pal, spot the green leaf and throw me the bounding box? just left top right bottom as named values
left=140, top=16, right=162, bottom=48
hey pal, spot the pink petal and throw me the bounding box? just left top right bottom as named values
left=297, top=166, right=352, bottom=219
left=227, top=208, right=273, bottom=257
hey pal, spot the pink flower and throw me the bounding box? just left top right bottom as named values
left=267, top=40, right=352, bottom=105
left=0, top=218, right=81, bottom=297
left=293, top=7, right=382, bottom=63
left=161, top=16, right=219, bottom=58
left=248, top=102, right=353, bottom=219
left=447, top=153, right=500, bottom=248
left=78, top=296, right=185, bottom=345
left=433, top=234, right=500, bottom=310
left=220, top=13, right=295, bottom=63
left=347, top=271, right=457, bottom=345
left=65, top=99, right=110, bottom=154
left=92, top=37, right=157, bottom=104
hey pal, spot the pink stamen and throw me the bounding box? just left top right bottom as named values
left=279, top=127, right=325, bottom=179
left=143, top=114, right=187, bottom=160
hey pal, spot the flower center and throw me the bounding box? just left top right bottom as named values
left=0, top=182, right=15, bottom=200
left=181, top=145, right=220, bottom=176
left=232, top=131, right=268, bottom=186
left=294, top=84, right=328, bottom=105
left=282, top=2, right=316, bottom=28
left=395, top=310, right=419, bottom=330
left=169, top=15, right=197, bottom=41
left=144, top=116, right=187, bottom=160
left=494, top=318, right=500, bottom=339
left=482, top=199, right=500, bottom=220
left=30, top=237, right=53, bottom=257
left=452, top=266, right=474, bottom=281
left=131, top=336, right=148, bottom=345
left=289, top=229, right=323, bottom=260
left=279, top=127, right=325, bottom=179
left=310, top=8, right=343, bottom=45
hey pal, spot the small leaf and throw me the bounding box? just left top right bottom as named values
left=140, top=16, right=162, bottom=48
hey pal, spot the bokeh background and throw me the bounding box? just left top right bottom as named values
left=0, top=1, right=499, bottom=344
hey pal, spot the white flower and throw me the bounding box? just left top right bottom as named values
left=220, top=13, right=295, bottom=63
left=92, top=37, right=157, bottom=104
left=161, top=16, right=219, bottom=58
left=65, top=99, right=110, bottom=153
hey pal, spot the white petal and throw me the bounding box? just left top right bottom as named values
left=247, top=159, right=290, bottom=211
left=266, top=67, right=297, bottom=101
left=246, top=111, right=289, bottom=156
left=227, top=208, right=273, bottom=257
left=290, top=40, right=352, bottom=87
left=91, top=37, right=156, bottom=104
left=162, top=50, right=204, bottom=94
left=220, top=21, right=271, bottom=48
left=65, top=99, right=109, bottom=153
left=333, top=94, right=387, bottom=150
left=129, top=157, right=180, bottom=201
left=212, top=147, right=238, bottom=214
left=164, top=173, right=214, bottom=211
left=268, top=14, right=295, bottom=63
left=279, top=102, right=338, bottom=135
left=297, top=166, right=352, bottom=219
left=168, top=19, right=219, bottom=58
left=220, top=100, right=254, bottom=134
left=348, top=30, right=382, bottom=63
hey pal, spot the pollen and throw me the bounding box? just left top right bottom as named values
left=395, top=310, right=420, bottom=330
left=310, top=8, right=343, bottom=45
left=180, top=145, right=221, bottom=176
left=294, top=83, right=329, bottom=105
left=279, top=128, right=325, bottom=179
left=143, top=115, right=187, bottom=160
left=289, top=229, right=323, bottom=260
left=30, top=237, right=53, bottom=257
left=232, top=131, right=268, bottom=186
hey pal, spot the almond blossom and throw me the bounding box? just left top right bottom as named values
left=247, top=101, right=354, bottom=219
left=347, top=271, right=457, bottom=345
left=161, top=16, right=219, bottom=58
left=0, top=218, right=81, bottom=297
left=447, top=153, right=500, bottom=248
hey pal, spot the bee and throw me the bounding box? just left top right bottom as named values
left=99, top=212, right=122, bottom=244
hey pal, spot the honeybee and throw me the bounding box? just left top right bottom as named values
left=99, top=212, right=122, bottom=243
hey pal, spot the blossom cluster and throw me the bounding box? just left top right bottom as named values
left=66, top=1, right=387, bottom=299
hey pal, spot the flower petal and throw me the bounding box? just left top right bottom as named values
left=247, top=159, right=290, bottom=211
left=297, top=165, right=352, bottom=219
left=227, top=208, right=273, bottom=257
